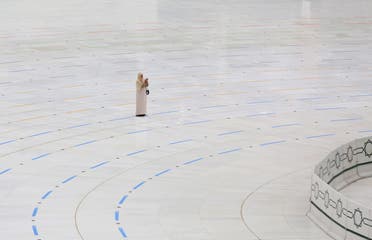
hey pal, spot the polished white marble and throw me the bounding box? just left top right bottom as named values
left=1, top=0, right=372, bottom=239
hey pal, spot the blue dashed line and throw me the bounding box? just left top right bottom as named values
left=32, top=153, right=50, bottom=161
left=0, top=139, right=16, bottom=145
left=127, top=129, right=151, bottom=134
left=360, top=130, right=372, bottom=133
left=306, top=133, right=336, bottom=139
left=0, top=168, right=11, bottom=175
left=90, top=161, right=110, bottom=169
left=62, top=175, right=77, bottom=184
left=184, top=120, right=211, bottom=125
left=109, top=116, right=132, bottom=121
left=330, top=118, right=361, bottom=122
left=200, top=105, right=227, bottom=109
left=350, top=93, right=372, bottom=98
left=218, top=148, right=242, bottom=155
left=32, top=225, right=39, bottom=236
left=152, top=110, right=179, bottom=115
left=29, top=131, right=52, bottom=137
left=169, top=139, right=193, bottom=145
left=260, top=140, right=286, bottom=147
left=272, top=123, right=300, bottom=128
left=247, top=112, right=275, bottom=118
left=41, top=190, right=53, bottom=200
left=66, top=123, right=91, bottom=129
left=74, top=140, right=97, bottom=147
left=32, top=207, right=38, bottom=217
left=297, top=97, right=326, bottom=101
left=115, top=211, right=120, bottom=221
left=218, top=130, right=243, bottom=136
left=118, top=195, right=128, bottom=205
left=118, top=227, right=127, bottom=238
left=127, top=149, right=147, bottom=156
left=315, top=107, right=346, bottom=111
left=247, top=100, right=274, bottom=104
left=155, top=169, right=171, bottom=177
left=133, top=181, right=145, bottom=190
left=183, top=157, right=203, bottom=165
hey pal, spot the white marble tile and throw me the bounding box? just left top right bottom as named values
left=1, top=0, right=372, bottom=239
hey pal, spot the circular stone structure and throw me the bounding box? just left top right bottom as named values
left=309, top=136, right=372, bottom=240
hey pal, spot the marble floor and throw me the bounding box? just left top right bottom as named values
left=1, top=0, right=372, bottom=239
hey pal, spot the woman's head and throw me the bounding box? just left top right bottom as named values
left=137, top=72, right=143, bottom=80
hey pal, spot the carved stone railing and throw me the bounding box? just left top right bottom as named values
left=308, top=137, right=372, bottom=240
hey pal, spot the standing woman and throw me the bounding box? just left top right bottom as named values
left=136, top=72, right=149, bottom=117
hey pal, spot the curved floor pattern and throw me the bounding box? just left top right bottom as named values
left=1, top=0, right=372, bottom=239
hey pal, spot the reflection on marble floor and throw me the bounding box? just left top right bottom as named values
left=0, top=0, right=372, bottom=239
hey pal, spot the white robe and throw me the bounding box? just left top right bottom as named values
left=136, top=80, right=147, bottom=115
